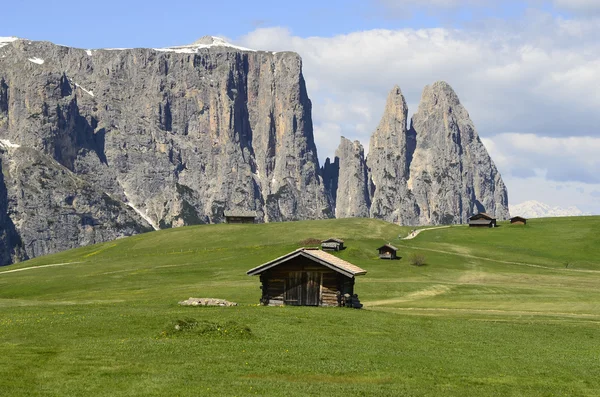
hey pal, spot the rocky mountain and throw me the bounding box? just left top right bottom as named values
left=331, top=137, right=370, bottom=218
left=407, top=81, right=509, bottom=224
left=367, top=86, right=418, bottom=224
left=0, top=35, right=510, bottom=266
left=326, top=82, right=510, bottom=225
left=0, top=36, right=331, bottom=265
left=510, top=200, right=590, bottom=219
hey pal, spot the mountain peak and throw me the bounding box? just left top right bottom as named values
left=157, top=35, right=257, bottom=53
left=510, top=200, right=589, bottom=218
left=192, top=36, right=229, bottom=46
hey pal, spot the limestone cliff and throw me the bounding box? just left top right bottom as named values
left=328, top=82, right=509, bottom=225
left=0, top=37, right=331, bottom=264
left=0, top=144, right=153, bottom=265
left=367, top=86, right=419, bottom=224
left=408, top=82, right=509, bottom=224
left=332, top=137, right=370, bottom=218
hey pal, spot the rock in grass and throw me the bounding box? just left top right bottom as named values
left=178, top=298, right=237, bottom=307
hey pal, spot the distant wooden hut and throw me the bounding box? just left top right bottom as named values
left=510, top=216, right=527, bottom=225
left=377, top=244, right=398, bottom=260
left=321, top=238, right=345, bottom=251
left=246, top=248, right=367, bottom=307
left=224, top=210, right=256, bottom=224
left=468, top=213, right=497, bottom=228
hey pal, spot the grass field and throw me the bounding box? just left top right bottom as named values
left=1, top=217, right=599, bottom=396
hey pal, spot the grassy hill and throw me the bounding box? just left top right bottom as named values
left=1, top=217, right=599, bottom=396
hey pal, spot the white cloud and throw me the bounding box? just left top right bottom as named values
left=481, top=134, right=600, bottom=183
left=481, top=134, right=600, bottom=213
left=503, top=176, right=600, bottom=214
left=553, top=0, right=600, bottom=14
left=239, top=13, right=600, bottom=214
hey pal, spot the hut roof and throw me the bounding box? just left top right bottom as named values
left=376, top=244, right=398, bottom=251
left=246, top=248, right=367, bottom=278
left=224, top=210, right=257, bottom=218
left=321, top=238, right=344, bottom=244
left=469, top=212, right=496, bottom=221
left=510, top=216, right=527, bottom=222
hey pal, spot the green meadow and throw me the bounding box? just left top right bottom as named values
left=1, top=217, right=599, bottom=396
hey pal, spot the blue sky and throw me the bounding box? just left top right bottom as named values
left=2, top=0, right=599, bottom=214
left=0, top=0, right=568, bottom=48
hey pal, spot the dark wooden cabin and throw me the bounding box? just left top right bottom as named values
left=224, top=210, right=256, bottom=224
left=377, top=244, right=398, bottom=260
left=321, top=238, right=345, bottom=251
left=468, top=213, right=497, bottom=228
left=510, top=216, right=527, bottom=225
left=246, top=248, right=367, bottom=307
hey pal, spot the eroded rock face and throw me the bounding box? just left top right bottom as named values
left=332, top=83, right=509, bottom=225
left=0, top=38, right=332, bottom=263
left=408, top=81, right=509, bottom=224
left=0, top=150, right=25, bottom=266
left=0, top=146, right=152, bottom=263
left=367, top=86, right=419, bottom=224
left=333, top=137, right=370, bottom=218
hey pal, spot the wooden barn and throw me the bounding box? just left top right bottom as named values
left=468, top=213, right=497, bottom=228
left=377, top=244, right=398, bottom=260
left=224, top=210, right=256, bottom=224
left=321, top=238, right=345, bottom=251
left=246, top=248, right=367, bottom=307
left=510, top=216, right=527, bottom=225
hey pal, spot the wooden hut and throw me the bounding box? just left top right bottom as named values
left=224, top=210, right=256, bottom=224
left=377, top=244, right=398, bottom=260
left=468, top=213, right=497, bottom=228
left=510, top=216, right=527, bottom=225
left=246, top=248, right=367, bottom=307
left=321, top=238, right=345, bottom=251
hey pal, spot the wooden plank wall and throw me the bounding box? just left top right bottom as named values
left=259, top=256, right=351, bottom=306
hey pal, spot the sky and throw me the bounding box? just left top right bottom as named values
left=2, top=0, right=599, bottom=214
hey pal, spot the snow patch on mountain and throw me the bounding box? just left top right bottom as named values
left=155, top=36, right=256, bottom=53
left=510, top=200, right=590, bottom=218
left=28, top=57, right=44, bottom=65
left=0, top=139, right=21, bottom=149
left=0, top=36, right=19, bottom=49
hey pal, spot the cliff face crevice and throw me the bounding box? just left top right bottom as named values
left=0, top=152, right=26, bottom=266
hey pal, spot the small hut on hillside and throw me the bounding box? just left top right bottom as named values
left=246, top=248, right=367, bottom=307
left=377, top=244, right=398, bottom=260
left=224, top=210, right=256, bottom=224
left=468, top=213, right=497, bottom=228
left=510, top=216, right=527, bottom=225
left=321, top=238, right=345, bottom=251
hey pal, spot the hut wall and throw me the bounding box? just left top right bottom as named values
left=259, top=256, right=351, bottom=306
left=321, top=242, right=342, bottom=251
left=226, top=216, right=255, bottom=224
left=379, top=249, right=396, bottom=259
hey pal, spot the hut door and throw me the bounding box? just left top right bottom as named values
left=304, top=272, right=322, bottom=306
left=284, top=272, right=303, bottom=306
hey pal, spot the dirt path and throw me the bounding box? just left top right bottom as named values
left=367, top=284, right=454, bottom=306
left=0, top=262, right=82, bottom=275
left=402, top=225, right=452, bottom=240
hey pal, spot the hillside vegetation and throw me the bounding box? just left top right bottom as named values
left=1, top=217, right=599, bottom=396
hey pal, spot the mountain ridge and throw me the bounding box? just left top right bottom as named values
left=1, top=37, right=509, bottom=265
